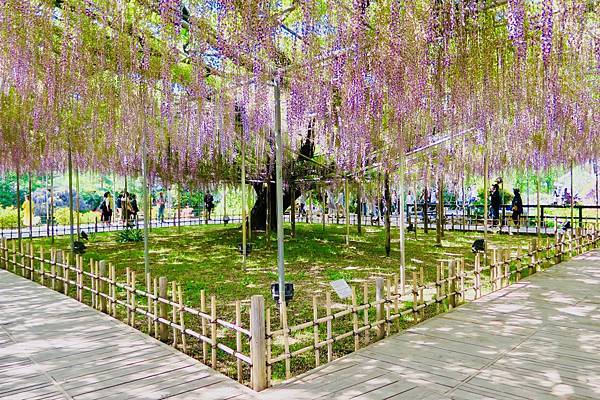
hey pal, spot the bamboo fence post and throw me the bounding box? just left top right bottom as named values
left=27, top=242, right=33, bottom=280
left=55, top=250, right=63, bottom=293
left=375, top=277, right=385, bottom=339
left=75, top=255, right=81, bottom=302
left=125, top=267, right=131, bottom=322
left=211, top=295, right=217, bottom=369
left=50, top=248, right=56, bottom=290
left=436, top=263, right=442, bottom=312
left=411, top=272, right=418, bottom=322
left=393, top=273, right=400, bottom=331
left=153, top=277, right=158, bottom=338
left=63, top=253, right=70, bottom=296
left=351, top=286, right=359, bottom=351
left=491, top=249, right=497, bottom=291
left=385, top=278, right=392, bottom=336
left=92, top=261, right=100, bottom=310
left=325, top=291, right=333, bottom=362
left=312, top=295, right=320, bottom=367
left=1, top=238, right=7, bottom=270
left=99, top=260, right=107, bottom=313
left=280, top=300, right=291, bottom=380
left=159, top=277, right=168, bottom=341
left=362, top=282, right=370, bottom=344
left=250, top=295, right=267, bottom=391
left=131, top=271, right=136, bottom=327
left=448, top=260, right=456, bottom=309
left=19, top=241, right=24, bottom=276
left=178, top=284, right=187, bottom=353
left=535, top=239, right=542, bottom=272
left=0, top=239, right=4, bottom=270
left=528, top=241, right=534, bottom=275
left=459, top=257, right=466, bottom=303
left=568, top=232, right=573, bottom=257
left=147, top=273, right=152, bottom=334
left=419, top=267, right=425, bottom=320
left=111, top=264, right=117, bottom=317
left=200, top=289, right=207, bottom=362
left=475, top=254, right=481, bottom=299
left=171, top=281, right=178, bottom=347
left=504, top=249, right=510, bottom=287
left=11, top=240, right=16, bottom=274
left=235, top=300, right=243, bottom=382
left=266, top=307, right=272, bottom=387
left=516, top=248, right=522, bottom=281
left=39, top=246, right=45, bottom=286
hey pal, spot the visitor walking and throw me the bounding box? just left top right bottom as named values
left=490, top=184, right=501, bottom=227
left=405, top=190, right=414, bottom=222
left=157, top=192, right=166, bottom=223
left=99, top=192, right=113, bottom=226
left=130, top=194, right=139, bottom=221
left=391, top=190, right=398, bottom=215
left=511, top=188, right=523, bottom=231
left=22, top=195, right=34, bottom=227
left=204, top=191, right=214, bottom=220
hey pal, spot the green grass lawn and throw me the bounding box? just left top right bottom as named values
left=32, top=222, right=540, bottom=381
left=34, top=223, right=535, bottom=313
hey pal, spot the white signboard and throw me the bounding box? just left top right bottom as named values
left=330, top=279, right=352, bottom=300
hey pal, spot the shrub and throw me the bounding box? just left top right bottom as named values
left=54, top=208, right=99, bottom=225
left=116, top=227, right=143, bottom=243
left=0, top=207, right=18, bottom=228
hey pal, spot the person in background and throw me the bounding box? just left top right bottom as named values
left=130, top=194, right=139, bottom=221
left=405, top=190, right=414, bottom=222
left=490, top=184, right=501, bottom=227
left=115, top=191, right=123, bottom=222
left=336, top=190, right=345, bottom=218
left=299, top=193, right=306, bottom=216
left=391, top=190, right=398, bottom=215
left=157, top=191, right=166, bottom=224
left=22, top=195, right=34, bottom=227
left=562, top=187, right=570, bottom=206
left=99, top=192, right=112, bottom=226
left=511, top=188, right=523, bottom=232
left=327, top=190, right=336, bottom=217
left=204, top=191, right=214, bottom=221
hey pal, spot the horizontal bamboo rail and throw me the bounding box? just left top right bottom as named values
left=264, top=226, right=600, bottom=386
left=0, top=238, right=255, bottom=385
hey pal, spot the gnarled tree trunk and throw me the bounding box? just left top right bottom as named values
left=250, top=127, right=315, bottom=231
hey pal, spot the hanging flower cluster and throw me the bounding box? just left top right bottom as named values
left=0, top=0, right=596, bottom=186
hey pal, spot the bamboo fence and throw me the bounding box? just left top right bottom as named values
left=1, top=225, right=598, bottom=392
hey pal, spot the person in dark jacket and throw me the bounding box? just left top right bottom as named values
left=204, top=191, right=214, bottom=221
left=490, top=184, right=501, bottom=227
left=511, top=188, right=523, bottom=229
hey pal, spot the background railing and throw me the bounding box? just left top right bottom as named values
left=0, top=215, right=243, bottom=239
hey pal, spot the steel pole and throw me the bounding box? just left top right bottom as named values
left=274, top=82, right=286, bottom=304
left=142, top=125, right=150, bottom=276
left=399, top=153, right=406, bottom=294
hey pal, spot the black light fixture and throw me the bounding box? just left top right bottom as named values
left=271, top=283, right=294, bottom=303
left=471, top=239, right=485, bottom=253
left=237, top=242, right=252, bottom=255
